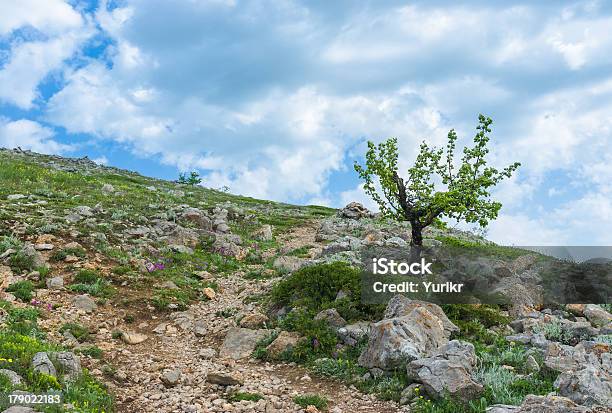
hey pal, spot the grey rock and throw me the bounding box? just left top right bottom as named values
left=385, top=236, right=408, bottom=247
left=0, top=369, right=23, bottom=385
left=101, top=184, right=115, bottom=194
left=383, top=295, right=459, bottom=337
left=54, top=352, right=81, bottom=380
left=46, top=276, right=64, bottom=290
left=32, top=352, right=56, bottom=377
left=21, top=243, right=47, bottom=269
left=407, top=341, right=482, bottom=401
left=526, top=354, right=540, bottom=373
left=219, top=328, right=269, bottom=360
left=168, top=244, right=194, bottom=254
left=206, top=372, right=243, bottom=386
left=338, top=202, right=374, bottom=220
left=74, top=205, right=94, bottom=217
left=485, top=405, right=520, bottom=413
left=584, top=304, right=612, bottom=328
left=71, top=295, right=97, bottom=313
left=510, top=394, right=596, bottom=412
left=358, top=307, right=448, bottom=370
left=7, top=194, right=26, bottom=200
left=181, top=208, right=212, bottom=230
left=272, top=256, right=305, bottom=273
left=161, top=369, right=182, bottom=387
left=34, top=243, right=54, bottom=251
left=254, top=224, right=273, bottom=241
left=337, top=321, right=370, bottom=346
left=193, top=320, right=208, bottom=337
left=555, top=365, right=612, bottom=407
left=2, top=407, right=38, bottom=413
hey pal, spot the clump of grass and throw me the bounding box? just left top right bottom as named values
left=252, top=331, right=279, bottom=361
left=50, top=247, right=86, bottom=262
left=532, top=320, right=576, bottom=345
left=8, top=250, right=35, bottom=272
left=228, top=392, right=264, bottom=402
left=293, top=394, right=328, bottom=411
left=6, top=281, right=34, bottom=302
left=59, top=323, right=90, bottom=343
left=68, top=269, right=114, bottom=298
left=76, top=346, right=103, bottom=359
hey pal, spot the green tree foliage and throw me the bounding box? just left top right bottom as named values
left=354, top=115, right=520, bottom=246
left=178, top=171, right=202, bottom=186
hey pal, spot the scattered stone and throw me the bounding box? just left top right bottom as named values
left=34, top=243, right=54, bottom=251
left=121, top=332, right=148, bottom=345
left=199, top=348, right=217, bottom=360
left=555, top=365, right=611, bottom=407
left=7, top=194, right=26, bottom=200
left=525, top=354, right=540, bottom=373
left=161, top=369, right=182, bottom=387
left=2, top=406, right=38, bottom=413
left=206, top=372, right=243, bottom=386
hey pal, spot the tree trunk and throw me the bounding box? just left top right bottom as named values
left=410, top=223, right=423, bottom=247
left=409, top=222, right=423, bottom=263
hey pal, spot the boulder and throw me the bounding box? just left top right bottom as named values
left=2, top=407, right=38, bottom=413
left=266, top=331, right=302, bottom=358
left=338, top=202, right=374, bottom=220
left=54, top=352, right=81, bottom=380
left=509, top=394, right=596, bottom=412
left=555, top=365, right=612, bottom=407
left=583, top=304, right=612, bottom=328
left=254, top=224, right=273, bottom=241
left=219, top=328, right=269, bottom=360
left=121, top=332, right=148, bottom=345
left=358, top=307, right=448, bottom=370
left=72, top=295, right=97, bottom=313
left=181, top=208, right=212, bottom=230
left=46, top=276, right=64, bottom=290
left=383, top=295, right=459, bottom=337
left=0, top=369, right=23, bottom=385
left=32, top=352, right=56, bottom=377
left=407, top=340, right=482, bottom=401
left=207, top=371, right=243, bottom=386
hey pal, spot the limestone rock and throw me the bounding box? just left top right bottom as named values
left=219, top=328, right=269, bottom=360
left=358, top=307, right=448, bottom=370
left=32, top=352, right=56, bottom=377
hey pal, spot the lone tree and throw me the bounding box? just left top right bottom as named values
left=354, top=115, right=520, bottom=247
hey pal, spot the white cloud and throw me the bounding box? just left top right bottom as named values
left=0, top=0, right=93, bottom=109
left=93, top=156, right=109, bottom=165
left=0, top=118, right=71, bottom=154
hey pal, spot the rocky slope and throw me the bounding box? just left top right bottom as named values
left=0, top=148, right=610, bottom=413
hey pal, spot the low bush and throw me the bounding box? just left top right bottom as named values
left=293, top=394, right=328, bottom=411
left=6, top=280, right=34, bottom=302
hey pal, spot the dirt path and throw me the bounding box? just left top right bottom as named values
left=37, top=223, right=401, bottom=412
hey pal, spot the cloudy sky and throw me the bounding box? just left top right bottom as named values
left=1, top=0, right=611, bottom=245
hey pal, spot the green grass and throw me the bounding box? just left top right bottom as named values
left=59, top=323, right=91, bottom=343
left=76, top=346, right=103, bottom=359
left=293, top=394, right=328, bottom=411
left=50, top=247, right=86, bottom=262
left=228, top=392, right=264, bottom=402
left=0, top=300, right=113, bottom=412
left=68, top=270, right=115, bottom=298
left=6, top=281, right=35, bottom=302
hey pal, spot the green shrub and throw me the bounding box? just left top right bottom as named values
left=69, top=270, right=114, bottom=298
left=76, top=346, right=103, bottom=359
left=277, top=311, right=337, bottom=362
left=293, top=394, right=328, bottom=411
left=6, top=281, right=34, bottom=302
left=252, top=332, right=279, bottom=360
left=270, top=262, right=382, bottom=322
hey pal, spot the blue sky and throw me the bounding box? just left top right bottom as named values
left=1, top=0, right=611, bottom=245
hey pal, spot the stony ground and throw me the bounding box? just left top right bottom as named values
left=1, top=149, right=610, bottom=413
left=32, top=225, right=401, bottom=413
